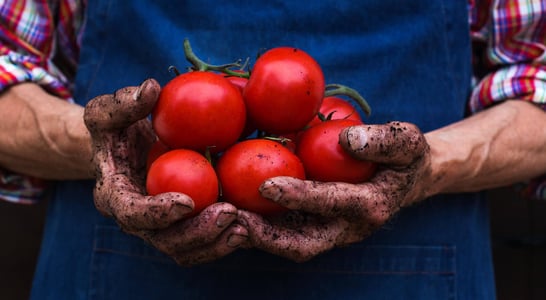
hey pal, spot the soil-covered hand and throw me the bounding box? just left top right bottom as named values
left=238, top=122, right=431, bottom=262
left=84, top=79, right=247, bottom=266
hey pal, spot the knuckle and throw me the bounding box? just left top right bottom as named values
left=367, top=205, right=391, bottom=225
left=317, top=195, right=339, bottom=216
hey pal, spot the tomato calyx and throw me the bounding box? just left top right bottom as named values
left=316, top=109, right=356, bottom=122
left=183, top=38, right=250, bottom=78
left=317, top=110, right=340, bottom=122
left=324, top=83, right=371, bottom=117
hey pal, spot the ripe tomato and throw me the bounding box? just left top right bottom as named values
left=152, top=71, right=246, bottom=153
left=146, top=149, right=219, bottom=217
left=216, top=139, right=305, bottom=215
left=243, top=47, right=325, bottom=134
left=296, top=119, right=376, bottom=183
left=307, top=96, right=363, bottom=128
left=225, top=74, right=257, bottom=139
left=225, top=74, right=248, bottom=92
left=284, top=96, right=364, bottom=148
left=146, top=139, right=170, bottom=170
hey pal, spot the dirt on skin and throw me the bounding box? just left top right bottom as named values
left=235, top=121, right=432, bottom=262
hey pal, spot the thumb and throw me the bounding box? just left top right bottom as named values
left=84, top=79, right=160, bottom=133
left=339, top=121, right=428, bottom=166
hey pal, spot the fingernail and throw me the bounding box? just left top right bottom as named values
left=227, top=234, right=248, bottom=247
left=171, top=195, right=194, bottom=217
left=259, top=180, right=282, bottom=202
left=216, top=212, right=235, bottom=227
left=178, top=205, right=194, bottom=217
left=343, top=126, right=368, bottom=152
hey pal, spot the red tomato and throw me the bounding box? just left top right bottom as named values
left=296, top=119, right=376, bottom=183
left=243, top=47, right=325, bottom=134
left=146, top=149, right=219, bottom=217
left=275, top=133, right=298, bottom=153
left=284, top=96, right=364, bottom=148
left=225, top=74, right=248, bottom=92
left=146, top=140, right=170, bottom=170
left=307, top=96, right=363, bottom=128
left=152, top=71, right=246, bottom=153
left=216, top=139, right=305, bottom=215
left=225, top=74, right=257, bottom=139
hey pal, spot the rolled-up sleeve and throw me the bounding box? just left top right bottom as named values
left=469, top=0, right=546, bottom=112
left=469, top=0, right=546, bottom=200
left=470, top=64, right=546, bottom=112
left=0, top=52, right=73, bottom=99
left=0, top=0, right=85, bottom=203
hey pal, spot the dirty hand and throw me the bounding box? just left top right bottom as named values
left=84, top=79, right=247, bottom=266
left=238, top=122, right=431, bottom=262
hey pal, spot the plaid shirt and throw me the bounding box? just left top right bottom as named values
left=1, top=0, right=545, bottom=203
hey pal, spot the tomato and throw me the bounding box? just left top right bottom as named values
left=146, top=139, right=170, bottom=170
left=307, top=96, right=363, bottom=128
left=243, top=47, right=325, bottom=134
left=274, top=133, right=298, bottom=153
left=146, top=149, right=219, bottom=217
left=152, top=71, right=246, bottom=153
left=216, top=139, right=305, bottom=215
left=225, top=74, right=257, bottom=139
left=225, top=74, right=248, bottom=92
left=283, top=96, right=364, bottom=148
left=296, top=119, right=376, bottom=183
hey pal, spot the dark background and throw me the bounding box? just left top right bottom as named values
left=1, top=186, right=545, bottom=299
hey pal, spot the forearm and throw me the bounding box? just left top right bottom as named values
left=425, top=100, right=546, bottom=196
left=0, top=83, right=93, bottom=179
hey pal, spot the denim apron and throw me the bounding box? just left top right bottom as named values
left=31, top=1, right=496, bottom=299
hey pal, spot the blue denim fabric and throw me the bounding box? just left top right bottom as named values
left=31, top=1, right=496, bottom=299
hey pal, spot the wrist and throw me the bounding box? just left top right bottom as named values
left=422, top=100, right=546, bottom=196
left=57, top=106, right=94, bottom=177
left=423, top=132, right=467, bottom=197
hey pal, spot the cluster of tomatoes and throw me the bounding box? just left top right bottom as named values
left=145, top=40, right=376, bottom=216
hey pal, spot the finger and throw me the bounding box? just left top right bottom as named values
left=84, top=78, right=160, bottom=133
left=95, top=173, right=194, bottom=230
left=146, top=202, right=241, bottom=254
left=172, top=224, right=248, bottom=266
left=238, top=210, right=347, bottom=263
left=339, top=121, right=427, bottom=166
left=260, top=176, right=370, bottom=218
left=261, top=176, right=401, bottom=225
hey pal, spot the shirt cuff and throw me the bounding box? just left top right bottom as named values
left=0, top=168, right=49, bottom=204
left=470, top=64, right=546, bottom=200
left=0, top=52, right=73, bottom=100
left=469, top=64, right=546, bottom=113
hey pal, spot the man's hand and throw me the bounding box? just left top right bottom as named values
left=84, top=79, right=247, bottom=266
left=237, top=122, right=431, bottom=262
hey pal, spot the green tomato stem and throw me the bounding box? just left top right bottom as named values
left=324, top=83, right=372, bottom=117
left=263, top=135, right=292, bottom=145
left=204, top=147, right=213, bottom=164
left=183, top=38, right=250, bottom=78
